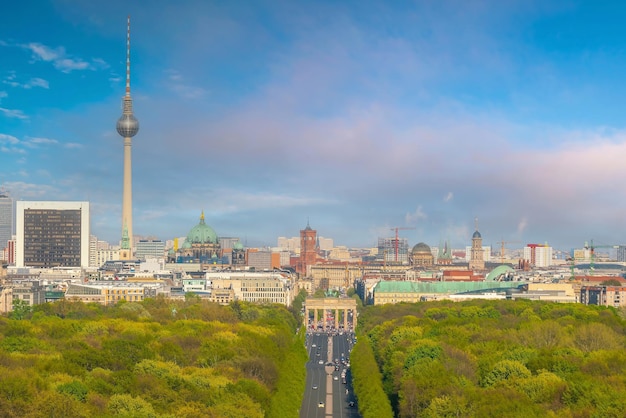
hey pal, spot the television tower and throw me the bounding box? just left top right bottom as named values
left=116, top=15, right=139, bottom=260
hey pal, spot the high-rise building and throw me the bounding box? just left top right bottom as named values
left=15, top=201, right=90, bottom=268
left=524, top=244, right=553, bottom=268
left=0, top=190, right=13, bottom=253
left=116, top=16, right=139, bottom=260
left=617, top=246, right=626, bottom=262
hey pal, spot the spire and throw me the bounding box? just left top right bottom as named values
left=200, top=211, right=205, bottom=224
left=125, top=15, right=131, bottom=96
left=121, top=222, right=130, bottom=250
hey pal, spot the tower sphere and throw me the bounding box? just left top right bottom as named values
left=117, top=114, right=139, bottom=137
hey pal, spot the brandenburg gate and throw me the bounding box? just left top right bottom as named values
left=304, top=297, right=357, bottom=330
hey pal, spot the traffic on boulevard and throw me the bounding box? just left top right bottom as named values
left=300, top=329, right=360, bottom=417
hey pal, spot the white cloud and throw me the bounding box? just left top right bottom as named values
left=27, top=137, right=58, bottom=145
left=165, top=69, right=207, bottom=99
left=201, top=189, right=332, bottom=215
left=0, top=146, right=26, bottom=154
left=3, top=76, right=49, bottom=89
left=23, top=42, right=94, bottom=73
left=443, top=192, right=453, bottom=202
left=4, top=181, right=57, bottom=197
left=64, top=142, right=83, bottom=149
left=517, top=217, right=528, bottom=234
left=0, top=133, right=20, bottom=144
left=0, top=107, right=27, bottom=119
left=405, top=206, right=427, bottom=224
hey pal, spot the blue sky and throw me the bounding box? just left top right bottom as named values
left=2, top=0, right=626, bottom=251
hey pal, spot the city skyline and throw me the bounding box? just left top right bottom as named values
left=2, top=1, right=626, bottom=251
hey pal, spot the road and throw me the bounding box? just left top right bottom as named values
left=300, top=331, right=360, bottom=418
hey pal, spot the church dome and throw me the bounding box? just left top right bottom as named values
left=186, top=212, right=218, bottom=244
left=412, top=242, right=431, bottom=254
left=472, top=230, right=482, bottom=239
left=233, top=241, right=244, bottom=250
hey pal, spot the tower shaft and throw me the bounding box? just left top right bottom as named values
left=122, top=137, right=133, bottom=252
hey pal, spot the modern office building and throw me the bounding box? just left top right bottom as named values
left=135, top=239, right=165, bottom=261
left=15, top=201, right=90, bottom=268
left=247, top=249, right=281, bottom=271
left=0, top=190, right=13, bottom=253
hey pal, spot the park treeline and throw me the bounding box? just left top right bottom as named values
left=353, top=299, right=626, bottom=417
left=0, top=293, right=308, bottom=418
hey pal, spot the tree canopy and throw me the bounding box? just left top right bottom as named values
left=353, top=299, right=626, bottom=417
left=0, top=297, right=307, bottom=418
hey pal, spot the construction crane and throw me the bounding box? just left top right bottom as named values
left=498, top=240, right=520, bottom=263
left=390, top=227, right=416, bottom=262
left=585, top=240, right=619, bottom=274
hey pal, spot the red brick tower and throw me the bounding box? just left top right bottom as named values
left=297, top=221, right=317, bottom=275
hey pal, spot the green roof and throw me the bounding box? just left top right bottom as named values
left=186, top=212, right=218, bottom=244
left=374, top=280, right=524, bottom=294
left=486, top=265, right=515, bottom=281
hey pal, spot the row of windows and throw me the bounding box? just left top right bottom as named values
left=242, top=292, right=286, bottom=300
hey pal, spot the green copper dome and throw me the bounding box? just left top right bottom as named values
left=186, top=211, right=218, bottom=244
left=233, top=241, right=244, bottom=250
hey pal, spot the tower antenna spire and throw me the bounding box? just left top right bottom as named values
left=126, top=15, right=131, bottom=96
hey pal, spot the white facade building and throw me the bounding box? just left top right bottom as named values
left=206, top=271, right=294, bottom=306
left=135, top=239, right=166, bottom=261
left=524, top=245, right=553, bottom=268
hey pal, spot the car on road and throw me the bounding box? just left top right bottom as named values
left=333, top=376, right=339, bottom=380
left=312, top=385, right=318, bottom=390
left=349, top=401, right=355, bottom=407
left=318, top=360, right=324, bottom=364
left=318, top=402, right=325, bottom=408
left=311, top=344, right=316, bottom=348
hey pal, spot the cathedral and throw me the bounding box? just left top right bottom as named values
left=176, top=212, right=221, bottom=263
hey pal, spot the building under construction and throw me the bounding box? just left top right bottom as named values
left=378, top=237, right=409, bottom=264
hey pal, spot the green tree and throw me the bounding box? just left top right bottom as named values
left=481, top=360, right=531, bottom=387
left=57, top=380, right=89, bottom=402
left=574, top=323, right=621, bottom=353
left=107, top=394, right=156, bottom=417
left=9, top=299, right=32, bottom=320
